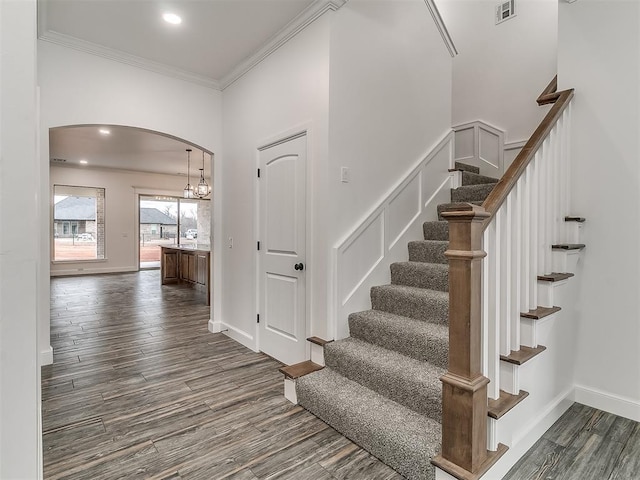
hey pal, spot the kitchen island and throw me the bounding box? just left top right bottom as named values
left=160, top=244, right=210, bottom=305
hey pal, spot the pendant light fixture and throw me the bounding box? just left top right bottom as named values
left=183, top=148, right=194, bottom=199
left=195, top=151, right=211, bottom=198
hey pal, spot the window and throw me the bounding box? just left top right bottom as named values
left=139, top=195, right=210, bottom=269
left=53, top=185, right=105, bottom=261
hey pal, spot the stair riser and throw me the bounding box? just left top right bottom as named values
left=324, top=345, right=443, bottom=422
left=454, top=161, right=480, bottom=174
left=371, top=287, right=448, bottom=324
left=348, top=314, right=448, bottom=368
left=451, top=183, right=496, bottom=203
left=462, top=171, right=500, bottom=186
left=423, top=221, right=449, bottom=241
left=391, top=263, right=448, bottom=292
left=408, top=241, right=448, bottom=264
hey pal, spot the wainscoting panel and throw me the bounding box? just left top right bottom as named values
left=387, top=173, right=422, bottom=250
left=339, top=212, right=385, bottom=306
left=332, top=132, right=454, bottom=340
left=479, top=126, right=501, bottom=170
left=453, top=120, right=505, bottom=178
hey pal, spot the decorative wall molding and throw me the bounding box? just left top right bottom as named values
left=38, top=0, right=347, bottom=91
left=453, top=120, right=505, bottom=177
left=330, top=131, right=454, bottom=340
left=38, top=30, right=222, bottom=90
left=221, top=0, right=346, bottom=89
left=423, top=0, right=458, bottom=57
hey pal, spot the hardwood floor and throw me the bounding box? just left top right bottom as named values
left=503, top=403, right=640, bottom=480
left=44, top=271, right=402, bottom=480
left=45, top=271, right=640, bottom=480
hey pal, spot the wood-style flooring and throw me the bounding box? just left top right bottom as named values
left=45, top=271, right=640, bottom=480
left=503, top=403, right=640, bottom=480
left=44, top=271, right=402, bottom=480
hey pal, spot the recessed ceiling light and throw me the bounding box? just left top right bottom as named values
left=79, top=160, right=88, bottom=165
left=163, top=12, right=182, bottom=25
left=99, top=128, right=111, bottom=135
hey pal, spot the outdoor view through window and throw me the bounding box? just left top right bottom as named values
left=139, top=195, right=211, bottom=269
left=53, top=185, right=105, bottom=261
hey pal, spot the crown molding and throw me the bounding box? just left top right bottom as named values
left=37, top=0, right=346, bottom=92
left=423, top=0, right=457, bottom=58
left=38, top=30, right=222, bottom=90
left=219, top=0, right=347, bottom=90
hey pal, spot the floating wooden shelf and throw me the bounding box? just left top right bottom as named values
left=521, top=306, right=561, bottom=320
left=500, top=345, right=546, bottom=365
left=538, top=272, right=575, bottom=282
left=278, top=360, right=323, bottom=380
left=488, top=390, right=530, bottom=420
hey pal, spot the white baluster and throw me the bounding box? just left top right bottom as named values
left=500, top=196, right=511, bottom=357
left=520, top=167, right=530, bottom=311
left=485, top=221, right=500, bottom=400
left=510, top=182, right=521, bottom=350
left=529, top=158, right=539, bottom=310
left=537, top=143, right=547, bottom=276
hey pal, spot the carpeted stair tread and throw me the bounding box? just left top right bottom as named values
left=296, top=368, right=441, bottom=480
left=451, top=183, right=497, bottom=203
left=371, top=284, right=448, bottom=324
left=437, top=201, right=483, bottom=221
left=349, top=309, right=448, bottom=368
left=408, top=240, right=448, bottom=264
left=423, top=221, right=449, bottom=241
left=324, top=337, right=444, bottom=420
left=391, top=261, right=448, bottom=291
left=454, top=161, right=479, bottom=174
left=462, top=171, right=500, bottom=186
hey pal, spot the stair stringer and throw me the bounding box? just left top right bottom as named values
left=330, top=131, right=454, bottom=341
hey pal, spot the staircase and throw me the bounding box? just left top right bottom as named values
left=296, top=162, right=498, bottom=480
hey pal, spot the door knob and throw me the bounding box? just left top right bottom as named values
left=294, top=263, right=304, bottom=271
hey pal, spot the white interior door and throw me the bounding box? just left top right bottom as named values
left=258, top=134, right=307, bottom=365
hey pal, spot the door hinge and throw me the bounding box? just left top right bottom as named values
left=257, top=168, right=261, bottom=178
left=257, top=314, right=260, bottom=324
left=257, top=241, right=260, bottom=251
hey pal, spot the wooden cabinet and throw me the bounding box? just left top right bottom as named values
left=160, top=245, right=210, bottom=305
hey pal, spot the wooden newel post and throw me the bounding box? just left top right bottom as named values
left=432, top=204, right=493, bottom=479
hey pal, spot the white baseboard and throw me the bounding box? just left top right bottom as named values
left=208, top=319, right=224, bottom=333
left=574, top=384, right=640, bottom=422
left=50, top=266, right=137, bottom=277
left=208, top=319, right=257, bottom=352
left=40, top=345, right=53, bottom=366
left=479, top=386, right=575, bottom=480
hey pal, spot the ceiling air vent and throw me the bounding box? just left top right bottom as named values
left=51, top=158, right=67, bottom=163
left=496, top=0, right=516, bottom=25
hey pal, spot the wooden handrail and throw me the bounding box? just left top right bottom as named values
left=433, top=77, right=574, bottom=480
left=481, top=86, right=574, bottom=229
left=536, top=75, right=560, bottom=105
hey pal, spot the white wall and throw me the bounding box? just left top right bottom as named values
left=558, top=0, right=640, bottom=418
left=327, top=0, right=453, bottom=338
left=220, top=14, right=331, bottom=349
left=0, top=0, right=42, bottom=477
left=50, top=165, right=187, bottom=275
left=329, top=0, right=452, bottom=239
left=38, top=41, right=222, bottom=364
left=438, top=0, right=558, bottom=143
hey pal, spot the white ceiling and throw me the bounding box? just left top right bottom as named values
left=41, top=0, right=330, bottom=176
left=50, top=125, right=211, bottom=178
